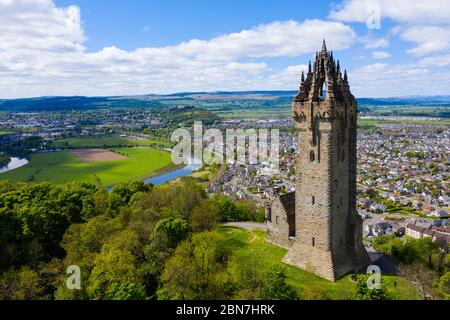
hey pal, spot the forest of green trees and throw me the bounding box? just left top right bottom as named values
left=371, top=235, right=450, bottom=299
left=0, top=179, right=298, bottom=300
left=0, top=178, right=448, bottom=300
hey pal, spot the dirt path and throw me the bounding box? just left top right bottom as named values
left=222, top=222, right=266, bottom=231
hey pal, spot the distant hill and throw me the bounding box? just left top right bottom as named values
left=0, top=96, right=168, bottom=112
left=357, top=96, right=450, bottom=106
left=1, top=91, right=449, bottom=112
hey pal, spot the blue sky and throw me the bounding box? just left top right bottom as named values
left=53, top=0, right=334, bottom=51
left=1, top=0, right=450, bottom=98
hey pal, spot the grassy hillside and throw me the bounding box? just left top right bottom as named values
left=217, top=226, right=419, bottom=300
left=0, top=148, right=174, bottom=186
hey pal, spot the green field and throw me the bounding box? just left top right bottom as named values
left=217, top=109, right=291, bottom=118
left=52, top=136, right=173, bottom=149
left=358, top=118, right=450, bottom=129
left=0, top=148, right=175, bottom=186
left=217, top=226, right=419, bottom=300
left=0, top=131, right=12, bottom=135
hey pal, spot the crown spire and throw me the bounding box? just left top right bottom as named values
left=321, top=39, right=327, bottom=52
left=294, top=42, right=354, bottom=103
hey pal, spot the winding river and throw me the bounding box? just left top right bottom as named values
left=0, top=157, right=29, bottom=174
left=145, top=157, right=202, bottom=185
left=106, top=156, right=202, bottom=191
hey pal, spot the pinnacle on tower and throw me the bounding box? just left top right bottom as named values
left=344, top=69, right=348, bottom=82
left=308, top=61, right=312, bottom=73
left=301, top=70, right=305, bottom=82
left=321, top=39, right=327, bottom=52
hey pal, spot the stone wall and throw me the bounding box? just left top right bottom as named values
left=266, top=192, right=295, bottom=249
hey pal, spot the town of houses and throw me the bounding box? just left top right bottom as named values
left=1, top=109, right=449, bottom=243
left=207, top=122, right=450, bottom=243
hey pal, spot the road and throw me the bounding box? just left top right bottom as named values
left=222, top=222, right=266, bottom=231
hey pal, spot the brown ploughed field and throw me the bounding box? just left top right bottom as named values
left=70, top=149, right=128, bottom=163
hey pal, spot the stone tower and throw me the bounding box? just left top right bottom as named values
left=269, top=40, right=370, bottom=281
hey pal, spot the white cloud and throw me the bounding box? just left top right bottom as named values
left=419, top=54, right=450, bottom=67
left=349, top=62, right=450, bottom=97
left=175, top=19, right=356, bottom=59
left=330, top=0, right=450, bottom=24
left=330, top=0, right=450, bottom=58
left=1, top=0, right=448, bottom=99
left=0, top=0, right=358, bottom=98
left=225, top=62, right=267, bottom=73
left=266, top=64, right=308, bottom=88
left=372, top=51, right=391, bottom=59
left=398, top=26, right=450, bottom=57
left=359, top=36, right=389, bottom=49
left=353, top=55, right=367, bottom=60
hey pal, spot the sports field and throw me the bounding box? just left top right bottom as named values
left=0, top=148, right=174, bottom=186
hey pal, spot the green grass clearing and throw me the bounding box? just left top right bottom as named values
left=216, top=226, right=419, bottom=300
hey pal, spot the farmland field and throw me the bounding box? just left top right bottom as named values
left=71, top=149, right=128, bottom=162
left=358, top=117, right=450, bottom=129
left=51, top=136, right=173, bottom=149
left=217, top=226, right=419, bottom=300
left=0, top=148, right=175, bottom=186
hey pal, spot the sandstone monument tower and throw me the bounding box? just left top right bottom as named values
left=266, top=40, right=370, bottom=281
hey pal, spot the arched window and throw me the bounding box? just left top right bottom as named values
left=310, top=150, right=315, bottom=162
left=320, top=81, right=327, bottom=100
left=312, top=237, right=315, bottom=247
left=312, top=196, right=315, bottom=205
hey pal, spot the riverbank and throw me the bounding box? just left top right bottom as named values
left=0, top=157, right=29, bottom=174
